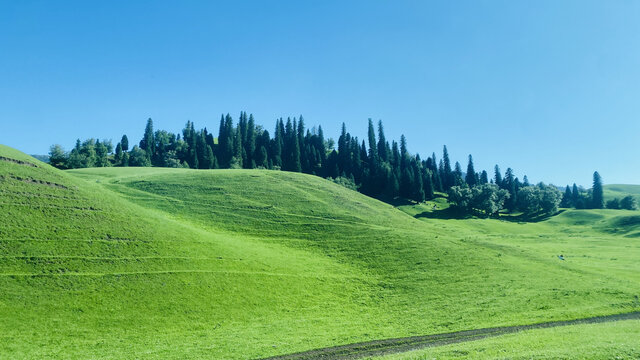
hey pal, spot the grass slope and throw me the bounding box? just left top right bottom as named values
left=1, top=145, right=639, bottom=358
left=604, top=184, right=640, bottom=203
left=371, top=319, right=640, bottom=359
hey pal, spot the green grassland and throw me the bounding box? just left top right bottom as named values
left=604, top=184, right=640, bottom=203
left=1, top=144, right=639, bottom=359
left=371, top=319, right=640, bottom=359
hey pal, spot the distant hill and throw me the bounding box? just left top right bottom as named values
left=1, top=144, right=639, bottom=359
left=604, top=184, right=640, bottom=202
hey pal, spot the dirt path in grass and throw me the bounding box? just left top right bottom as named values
left=260, top=311, right=640, bottom=360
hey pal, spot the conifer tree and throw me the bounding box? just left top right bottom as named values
left=271, top=119, right=284, bottom=168
left=120, top=135, right=129, bottom=152
left=592, top=171, right=604, bottom=209
left=442, top=145, right=452, bottom=189
left=291, top=121, right=302, bottom=172
left=245, top=114, right=256, bottom=168
left=367, top=119, right=378, bottom=168
left=494, top=165, right=502, bottom=187
left=480, top=170, right=489, bottom=184
left=139, top=118, right=155, bottom=161
left=465, top=155, right=477, bottom=187
left=431, top=152, right=443, bottom=192
left=232, top=125, right=243, bottom=168
left=297, top=116, right=307, bottom=172
left=561, top=185, right=573, bottom=208
left=453, top=161, right=464, bottom=186
left=423, top=168, right=435, bottom=200
left=572, top=183, right=580, bottom=208
left=503, top=168, right=517, bottom=211
left=377, top=120, right=389, bottom=162
left=114, top=142, right=123, bottom=166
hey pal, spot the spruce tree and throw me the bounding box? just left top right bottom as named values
left=494, top=165, right=502, bottom=187
left=377, top=120, right=389, bottom=162
left=453, top=161, right=464, bottom=186
left=423, top=168, right=435, bottom=200
left=291, top=122, right=302, bottom=172
left=503, top=168, right=517, bottom=211
left=592, top=171, right=604, bottom=209
left=431, top=152, right=443, bottom=192
left=232, top=126, right=243, bottom=168
left=139, top=118, right=155, bottom=161
left=561, top=185, right=573, bottom=208
left=114, top=142, right=123, bottom=166
left=465, top=155, right=477, bottom=187
left=367, top=119, right=378, bottom=167
left=120, top=135, right=129, bottom=152
left=571, top=183, right=580, bottom=208
left=245, top=114, right=256, bottom=168
left=480, top=170, right=489, bottom=184
left=442, top=145, right=452, bottom=189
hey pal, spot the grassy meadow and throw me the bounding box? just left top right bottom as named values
left=1, top=145, right=639, bottom=359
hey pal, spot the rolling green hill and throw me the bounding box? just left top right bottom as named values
left=604, top=184, right=640, bottom=203
left=1, top=145, right=639, bottom=359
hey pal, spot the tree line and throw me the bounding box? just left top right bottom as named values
left=48, top=114, right=624, bottom=217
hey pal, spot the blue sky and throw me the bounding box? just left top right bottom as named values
left=1, top=0, right=639, bottom=187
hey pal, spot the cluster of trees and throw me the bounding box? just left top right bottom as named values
left=49, top=114, right=620, bottom=218
left=605, top=196, right=639, bottom=210
left=49, top=115, right=458, bottom=203
left=559, top=172, right=620, bottom=210
left=447, top=168, right=563, bottom=218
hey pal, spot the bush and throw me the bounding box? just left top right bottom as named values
left=329, top=176, right=359, bottom=191
left=620, top=196, right=638, bottom=210
left=606, top=198, right=620, bottom=209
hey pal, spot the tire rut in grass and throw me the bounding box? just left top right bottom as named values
left=260, top=311, right=640, bottom=360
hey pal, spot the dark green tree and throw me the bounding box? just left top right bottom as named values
left=480, top=170, right=489, bottom=184
left=592, top=171, right=604, bottom=209
left=48, top=144, right=68, bottom=169
left=572, top=183, right=580, bottom=207
left=620, top=196, right=638, bottom=210
left=120, top=135, right=129, bottom=152
left=465, top=155, right=477, bottom=187
left=139, top=118, right=155, bottom=161
left=377, top=120, right=389, bottom=162
left=442, top=145, right=452, bottom=189
left=561, top=185, right=573, bottom=208
left=494, top=165, right=502, bottom=187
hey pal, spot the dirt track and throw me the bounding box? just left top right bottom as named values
left=260, top=311, right=640, bottom=360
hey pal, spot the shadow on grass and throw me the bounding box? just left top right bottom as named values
left=414, top=208, right=565, bottom=222
left=414, top=207, right=473, bottom=220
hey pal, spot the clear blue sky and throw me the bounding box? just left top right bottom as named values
left=1, top=0, right=639, bottom=187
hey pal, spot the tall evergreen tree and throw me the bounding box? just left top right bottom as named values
left=592, top=171, right=604, bottom=209
left=245, top=114, right=256, bottom=168
left=494, top=165, right=503, bottom=187
left=561, top=185, right=573, bottom=208
left=120, top=135, right=129, bottom=152
left=572, top=183, right=580, bottom=208
left=139, top=118, right=155, bottom=161
left=465, top=155, right=477, bottom=187
left=480, top=170, right=489, bottom=184
left=442, top=145, right=453, bottom=189
left=453, top=161, right=464, bottom=186
left=114, top=142, right=123, bottom=166
left=367, top=119, right=378, bottom=167
left=377, top=120, right=389, bottom=162
left=503, top=168, right=517, bottom=211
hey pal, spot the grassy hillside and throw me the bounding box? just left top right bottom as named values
left=2, top=145, right=640, bottom=358
left=371, top=319, right=640, bottom=359
left=604, top=184, right=640, bottom=203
